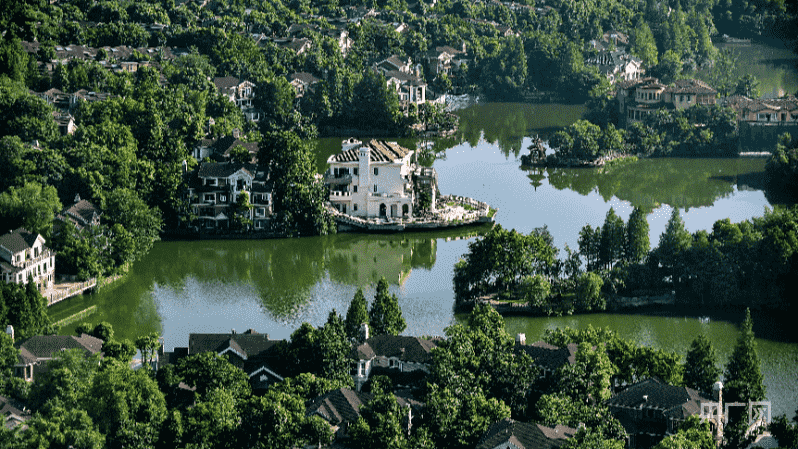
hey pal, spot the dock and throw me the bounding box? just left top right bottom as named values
left=328, top=195, right=495, bottom=232
left=46, top=278, right=97, bottom=306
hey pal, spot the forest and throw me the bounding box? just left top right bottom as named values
left=454, top=206, right=798, bottom=314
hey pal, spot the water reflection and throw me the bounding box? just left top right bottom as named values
left=537, top=158, right=768, bottom=211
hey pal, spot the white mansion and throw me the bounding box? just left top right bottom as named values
left=325, top=139, right=437, bottom=219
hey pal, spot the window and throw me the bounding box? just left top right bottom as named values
left=373, top=185, right=378, bottom=193
left=353, top=168, right=358, bottom=175
left=353, top=204, right=358, bottom=211
left=374, top=167, right=379, bottom=175
left=353, top=185, right=358, bottom=193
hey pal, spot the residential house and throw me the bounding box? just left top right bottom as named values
left=11, top=330, right=103, bottom=382
left=0, top=395, right=30, bottom=430
left=476, top=418, right=577, bottom=449
left=617, top=77, right=717, bottom=126
left=192, top=135, right=259, bottom=162
left=288, top=72, right=320, bottom=98
left=213, top=77, right=260, bottom=122
left=53, top=194, right=102, bottom=236
left=0, top=228, right=55, bottom=291
left=423, top=44, right=468, bottom=77
left=325, top=139, right=430, bottom=219
left=185, top=162, right=273, bottom=231
left=350, top=330, right=439, bottom=391
left=514, top=335, right=578, bottom=381
left=54, top=112, right=77, bottom=135
left=307, top=387, right=423, bottom=440
left=159, top=329, right=286, bottom=391
left=586, top=50, right=644, bottom=84
left=604, top=377, right=712, bottom=449
left=375, top=55, right=414, bottom=75
left=384, top=70, right=427, bottom=105
left=321, top=27, right=353, bottom=55
left=722, top=95, right=798, bottom=125
left=272, top=37, right=312, bottom=55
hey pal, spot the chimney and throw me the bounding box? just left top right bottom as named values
left=360, top=323, right=369, bottom=341
left=231, top=328, right=236, bottom=335
left=516, top=333, right=526, bottom=345
left=5, top=325, right=13, bottom=342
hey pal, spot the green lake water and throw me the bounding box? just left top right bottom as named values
left=49, top=102, right=797, bottom=417
left=716, top=41, right=798, bottom=98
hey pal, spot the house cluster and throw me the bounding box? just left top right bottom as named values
left=324, top=138, right=438, bottom=219
left=721, top=94, right=798, bottom=125
left=586, top=31, right=645, bottom=84
left=616, top=77, right=718, bottom=126
left=1, top=319, right=746, bottom=449
left=51, top=194, right=103, bottom=236
left=20, top=41, right=186, bottom=75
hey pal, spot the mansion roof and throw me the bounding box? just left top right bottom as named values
left=605, top=377, right=710, bottom=420
left=0, top=228, right=41, bottom=254
left=16, top=334, right=104, bottom=365
left=329, top=140, right=413, bottom=164
left=665, top=79, right=717, bottom=95
left=476, top=418, right=576, bottom=449
left=352, top=334, right=439, bottom=364
left=196, top=162, right=258, bottom=179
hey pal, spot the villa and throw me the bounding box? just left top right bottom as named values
left=325, top=139, right=437, bottom=219
left=0, top=228, right=55, bottom=291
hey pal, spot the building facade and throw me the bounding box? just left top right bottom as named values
left=0, top=228, right=55, bottom=291
left=617, top=78, right=717, bottom=126
left=185, top=162, right=273, bottom=231
left=326, top=139, right=422, bottom=219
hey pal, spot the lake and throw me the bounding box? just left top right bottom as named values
left=716, top=41, right=798, bottom=98
left=49, top=103, right=796, bottom=417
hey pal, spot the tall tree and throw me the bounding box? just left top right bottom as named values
left=724, top=309, right=766, bottom=404
left=318, top=310, right=352, bottom=385
left=369, top=278, right=406, bottom=336
left=630, top=20, right=658, bottom=67
left=654, top=208, right=692, bottom=284
left=625, top=207, right=650, bottom=264
left=599, top=207, right=625, bottom=270
left=684, top=334, right=720, bottom=396
left=345, top=288, right=369, bottom=342
left=578, top=224, right=602, bottom=271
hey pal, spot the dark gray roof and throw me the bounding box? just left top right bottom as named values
left=0, top=228, right=40, bottom=254
left=329, top=140, right=413, bottom=164
left=64, top=199, right=101, bottom=225
left=0, top=395, right=30, bottom=429
left=307, top=388, right=372, bottom=425
left=15, top=334, right=103, bottom=364
left=352, top=334, right=439, bottom=364
left=187, top=331, right=280, bottom=359
left=477, top=418, right=576, bottom=449
left=517, top=341, right=578, bottom=372
left=605, top=377, right=710, bottom=419
left=665, top=79, right=717, bottom=95
left=213, top=76, right=241, bottom=90
left=197, top=162, right=257, bottom=178
left=289, top=72, right=320, bottom=85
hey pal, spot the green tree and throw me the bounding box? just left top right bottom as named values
left=15, top=406, right=106, bottom=449
left=733, top=74, right=761, bottom=98
left=349, top=379, right=411, bottom=449
left=684, top=334, right=720, bottom=396
left=258, top=131, right=335, bottom=237
left=134, top=332, right=161, bottom=370
left=0, top=181, right=62, bottom=237
left=239, top=389, right=319, bottom=449
left=654, top=208, right=692, bottom=285
left=578, top=224, right=602, bottom=271
left=369, top=278, right=406, bottom=336
left=556, top=342, right=615, bottom=405
left=424, top=383, right=510, bottom=449
left=630, top=20, right=659, bottom=67
left=86, top=360, right=167, bottom=448
left=625, top=207, right=650, bottom=264
left=345, top=288, right=369, bottom=342
left=599, top=207, right=625, bottom=270
left=318, top=310, right=353, bottom=384
left=654, top=416, right=715, bottom=449
left=724, top=309, right=766, bottom=404
left=575, top=272, right=605, bottom=312
left=4, top=281, right=54, bottom=339
left=30, top=349, right=101, bottom=410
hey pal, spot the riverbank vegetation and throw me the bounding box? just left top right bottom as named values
left=765, top=133, right=798, bottom=204
left=0, top=298, right=774, bottom=449
left=454, top=205, right=798, bottom=314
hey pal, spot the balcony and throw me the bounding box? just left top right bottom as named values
left=330, top=191, right=352, bottom=198
left=324, top=174, right=353, bottom=185
left=17, top=250, right=54, bottom=270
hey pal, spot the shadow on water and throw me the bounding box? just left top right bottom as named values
left=536, top=158, right=768, bottom=211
